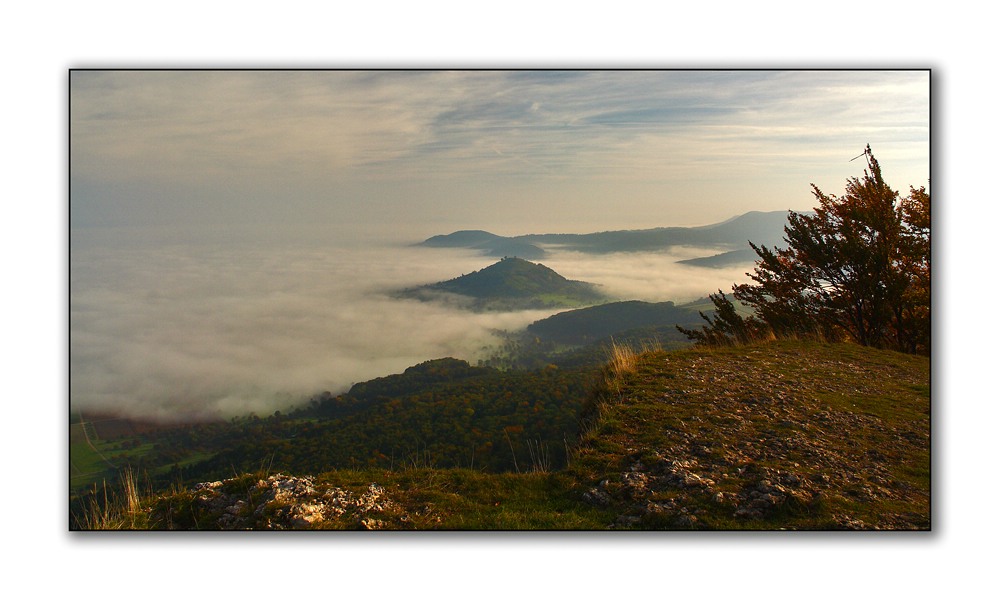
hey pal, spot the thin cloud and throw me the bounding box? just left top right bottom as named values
left=72, top=70, right=928, bottom=193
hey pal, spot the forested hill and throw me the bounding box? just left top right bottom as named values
left=398, top=257, right=607, bottom=311
left=346, top=358, right=492, bottom=401
left=526, top=300, right=703, bottom=344
left=79, top=340, right=930, bottom=531
left=420, top=230, right=546, bottom=259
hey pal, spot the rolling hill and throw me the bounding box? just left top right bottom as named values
left=676, top=248, right=759, bottom=268
left=397, top=257, right=608, bottom=311
left=420, top=230, right=546, bottom=259
left=526, top=300, right=704, bottom=345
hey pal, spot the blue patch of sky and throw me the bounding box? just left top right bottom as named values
left=432, top=99, right=542, bottom=129
left=583, top=106, right=736, bottom=126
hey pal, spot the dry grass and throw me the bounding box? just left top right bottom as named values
left=576, top=339, right=661, bottom=445
left=604, top=338, right=662, bottom=392
left=606, top=340, right=641, bottom=379
left=74, top=468, right=147, bottom=530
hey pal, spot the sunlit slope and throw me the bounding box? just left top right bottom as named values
left=572, top=340, right=930, bottom=530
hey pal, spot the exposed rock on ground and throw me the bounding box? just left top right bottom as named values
left=576, top=342, right=930, bottom=530
left=162, top=474, right=401, bottom=530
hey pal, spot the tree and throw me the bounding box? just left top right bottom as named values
left=679, top=290, right=758, bottom=346
left=893, top=184, right=930, bottom=353
left=680, top=146, right=930, bottom=353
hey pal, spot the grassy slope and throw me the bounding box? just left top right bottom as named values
left=87, top=340, right=930, bottom=530
left=571, top=340, right=930, bottom=530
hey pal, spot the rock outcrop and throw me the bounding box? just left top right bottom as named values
left=166, top=474, right=401, bottom=530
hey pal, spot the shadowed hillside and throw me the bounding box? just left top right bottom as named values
left=526, top=300, right=703, bottom=344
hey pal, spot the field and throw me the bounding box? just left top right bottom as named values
left=70, top=414, right=184, bottom=492
left=70, top=421, right=116, bottom=489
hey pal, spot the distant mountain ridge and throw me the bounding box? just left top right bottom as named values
left=676, top=248, right=758, bottom=268
left=397, top=257, right=607, bottom=311
left=418, top=210, right=796, bottom=263
left=421, top=230, right=546, bottom=259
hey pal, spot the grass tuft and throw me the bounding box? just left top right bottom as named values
left=606, top=339, right=641, bottom=380
left=74, top=468, right=148, bottom=530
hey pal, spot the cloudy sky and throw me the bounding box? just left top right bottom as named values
left=71, top=70, right=929, bottom=236
left=67, top=69, right=932, bottom=421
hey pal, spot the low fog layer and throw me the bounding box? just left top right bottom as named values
left=70, top=225, right=752, bottom=421
left=538, top=246, right=752, bottom=304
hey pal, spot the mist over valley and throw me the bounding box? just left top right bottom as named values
left=70, top=217, right=763, bottom=422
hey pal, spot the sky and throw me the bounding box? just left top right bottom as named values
left=70, top=70, right=930, bottom=236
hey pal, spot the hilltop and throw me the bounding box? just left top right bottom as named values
left=81, top=340, right=929, bottom=530
left=421, top=230, right=546, bottom=259
left=571, top=340, right=930, bottom=530
left=397, top=257, right=607, bottom=311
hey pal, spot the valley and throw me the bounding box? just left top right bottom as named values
left=70, top=215, right=765, bottom=513
left=69, top=209, right=929, bottom=531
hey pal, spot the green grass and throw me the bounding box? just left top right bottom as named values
left=75, top=339, right=929, bottom=531
left=120, top=468, right=613, bottom=530
left=71, top=421, right=176, bottom=492
left=70, top=423, right=117, bottom=488
left=312, top=469, right=612, bottom=530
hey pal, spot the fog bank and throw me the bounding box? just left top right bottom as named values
left=538, top=246, right=752, bottom=304
left=70, top=224, right=751, bottom=421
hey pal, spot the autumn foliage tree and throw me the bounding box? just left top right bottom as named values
left=681, top=146, right=929, bottom=354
